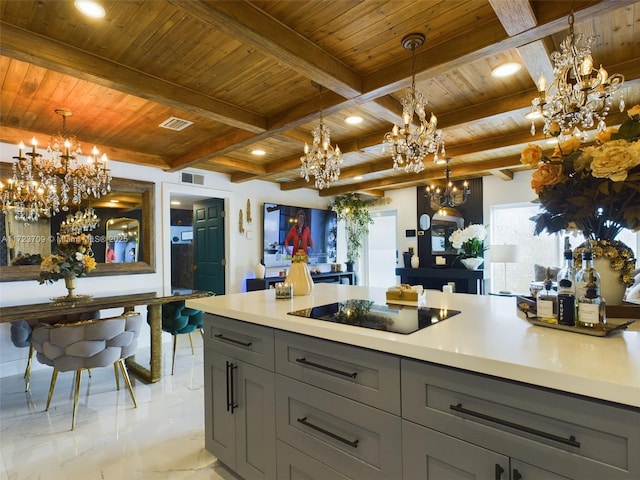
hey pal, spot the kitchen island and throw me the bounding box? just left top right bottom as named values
left=188, top=284, right=640, bottom=480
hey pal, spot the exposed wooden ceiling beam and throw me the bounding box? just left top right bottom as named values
left=168, top=0, right=362, bottom=99
left=0, top=22, right=267, bottom=134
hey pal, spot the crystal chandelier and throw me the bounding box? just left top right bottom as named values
left=528, top=10, right=624, bottom=138
left=0, top=109, right=111, bottom=222
left=425, top=158, right=470, bottom=209
left=383, top=33, right=445, bottom=173
left=300, top=82, right=342, bottom=189
left=59, top=207, right=100, bottom=235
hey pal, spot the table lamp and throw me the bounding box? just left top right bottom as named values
left=491, top=244, right=520, bottom=294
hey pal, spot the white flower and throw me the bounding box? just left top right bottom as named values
left=449, top=224, right=487, bottom=248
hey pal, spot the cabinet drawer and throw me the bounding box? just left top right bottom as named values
left=402, top=359, right=640, bottom=478
left=276, top=440, right=351, bottom=480
left=275, top=331, right=400, bottom=414
left=275, top=375, right=402, bottom=480
left=203, top=314, right=274, bottom=370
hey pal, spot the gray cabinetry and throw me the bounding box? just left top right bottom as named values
left=402, top=359, right=639, bottom=479
left=274, top=331, right=402, bottom=480
left=203, top=314, right=276, bottom=480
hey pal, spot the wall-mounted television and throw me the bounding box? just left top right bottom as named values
left=263, top=203, right=337, bottom=268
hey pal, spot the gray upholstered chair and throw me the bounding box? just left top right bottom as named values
left=31, top=312, right=143, bottom=430
left=10, top=321, right=34, bottom=391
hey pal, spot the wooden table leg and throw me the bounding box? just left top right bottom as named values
left=125, top=304, right=162, bottom=383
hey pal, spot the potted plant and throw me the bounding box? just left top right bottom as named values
left=328, top=193, right=390, bottom=269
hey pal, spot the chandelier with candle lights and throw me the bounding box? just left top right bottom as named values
left=425, top=158, right=470, bottom=209
left=59, top=207, right=100, bottom=235
left=528, top=10, right=624, bottom=138
left=383, top=33, right=445, bottom=173
left=300, top=82, right=342, bottom=190
left=1, top=109, right=111, bottom=222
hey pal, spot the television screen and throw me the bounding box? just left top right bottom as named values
left=263, top=203, right=337, bottom=268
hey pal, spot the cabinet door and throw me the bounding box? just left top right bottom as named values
left=235, top=359, right=276, bottom=480
left=510, top=459, right=571, bottom=480
left=204, top=349, right=236, bottom=469
left=403, top=420, right=508, bottom=480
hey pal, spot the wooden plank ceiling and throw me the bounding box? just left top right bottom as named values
left=1, top=0, right=639, bottom=197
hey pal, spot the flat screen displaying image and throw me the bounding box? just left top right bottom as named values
left=263, top=203, right=337, bottom=268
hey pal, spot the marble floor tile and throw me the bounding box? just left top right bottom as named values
left=0, top=335, right=239, bottom=480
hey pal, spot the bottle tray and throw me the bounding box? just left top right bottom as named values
left=516, top=296, right=636, bottom=337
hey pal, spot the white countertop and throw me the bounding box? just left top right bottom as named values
left=187, top=284, right=640, bottom=409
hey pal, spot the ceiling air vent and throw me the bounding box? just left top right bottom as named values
left=159, top=116, right=193, bottom=131
left=181, top=171, right=204, bottom=185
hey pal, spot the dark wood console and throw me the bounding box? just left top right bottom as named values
left=395, top=267, right=485, bottom=294
left=246, top=271, right=356, bottom=291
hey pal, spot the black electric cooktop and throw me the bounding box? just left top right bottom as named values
left=287, top=299, right=460, bottom=334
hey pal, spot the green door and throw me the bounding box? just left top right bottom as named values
left=193, top=198, right=225, bottom=295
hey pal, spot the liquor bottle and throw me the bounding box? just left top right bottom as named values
left=578, top=283, right=607, bottom=329
left=575, top=245, right=599, bottom=303
left=576, top=244, right=605, bottom=328
left=537, top=267, right=558, bottom=324
left=556, top=237, right=576, bottom=326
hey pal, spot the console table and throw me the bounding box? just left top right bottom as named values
left=246, top=271, right=355, bottom=291
left=395, top=267, right=485, bottom=294
left=0, top=289, right=211, bottom=383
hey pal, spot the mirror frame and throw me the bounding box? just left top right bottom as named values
left=0, top=166, right=156, bottom=282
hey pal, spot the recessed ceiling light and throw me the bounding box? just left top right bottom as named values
left=491, top=62, right=521, bottom=78
left=74, top=0, right=105, bottom=18
left=345, top=116, right=363, bottom=125
left=251, top=149, right=266, bottom=156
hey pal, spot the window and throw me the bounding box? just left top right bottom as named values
left=490, top=203, right=639, bottom=295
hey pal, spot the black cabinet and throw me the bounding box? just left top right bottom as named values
left=395, top=267, right=484, bottom=294
left=246, top=271, right=355, bottom=291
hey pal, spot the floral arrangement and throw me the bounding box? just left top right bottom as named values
left=520, top=105, right=640, bottom=240
left=39, top=233, right=97, bottom=284
left=289, top=249, right=309, bottom=263
left=449, top=224, right=488, bottom=259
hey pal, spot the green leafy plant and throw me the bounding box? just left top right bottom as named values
left=328, top=193, right=390, bottom=263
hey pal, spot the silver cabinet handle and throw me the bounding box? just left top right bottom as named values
left=297, top=416, right=359, bottom=448
left=450, top=403, right=580, bottom=448
left=295, top=357, right=357, bottom=378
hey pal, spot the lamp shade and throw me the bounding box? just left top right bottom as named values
left=490, top=244, right=520, bottom=264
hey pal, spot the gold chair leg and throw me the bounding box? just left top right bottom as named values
left=189, top=332, right=195, bottom=355
left=71, top=370, right=82, bottom=431
left=172, top=335, right=178, bottom=375
left=114, top=363, right=120, bottom=390
left=117, top=359, right=137, bottom=408
left=24, top=344, right=34, bottom=392
left=46, top=369, right=58, bottom=411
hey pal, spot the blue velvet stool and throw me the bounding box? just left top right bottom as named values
left=161, top=301, right=204, bottom=375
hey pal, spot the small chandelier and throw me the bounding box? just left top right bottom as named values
left=528, top=10, right=624, bottom=138
left=1, top=109, right=111, bottom=222
left=425, top=158, right=470, bottom=209
left=59, top=207, right=100, bottom=235
left=383, top=33, right=445, bottom=174
left=300, top=82, right=342, bottom=190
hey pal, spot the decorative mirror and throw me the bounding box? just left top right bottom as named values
left=431, top=210, right=464, bottom=255
left=419, top=213, right=431, bottom=230
left=0, top=165, right=156, bottom=281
